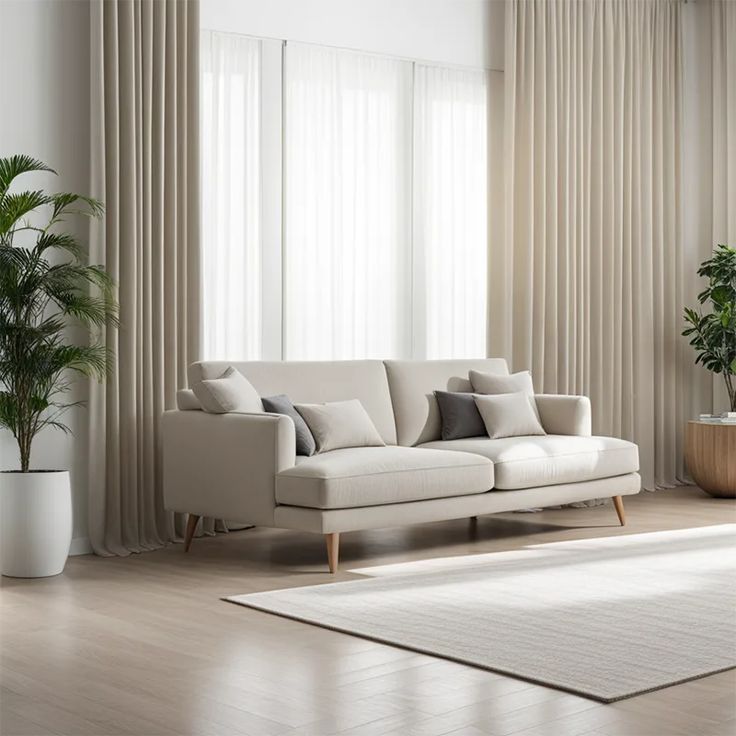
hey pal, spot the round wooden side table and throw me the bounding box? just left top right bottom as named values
left=685, top=420, right=736, bottom=498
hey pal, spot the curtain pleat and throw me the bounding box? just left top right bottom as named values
left=712, top=1, right=736, bottom=266
left=711, top=0, right=734, bottom=242
left=707, top=0, right=736, bottom=411
left=498, top=0, right=684, bottom=489
left=88, top=0, right=203, bottom=555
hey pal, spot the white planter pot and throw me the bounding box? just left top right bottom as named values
left=1, top=470, right=72, bottom=578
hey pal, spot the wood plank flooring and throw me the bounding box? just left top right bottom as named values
left=2, top=487, right=735, bottom=736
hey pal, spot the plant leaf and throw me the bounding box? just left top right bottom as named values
left=0, top=190, right=53, bottom=236
left=0, top=155, right=55, bottom=200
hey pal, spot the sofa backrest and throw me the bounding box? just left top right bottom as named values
left=188, top=360, right=398, bottom=445
left=384, top=359, right=509, bottom=446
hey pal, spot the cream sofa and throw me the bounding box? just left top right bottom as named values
left=162, top=359, right=640, bottom=572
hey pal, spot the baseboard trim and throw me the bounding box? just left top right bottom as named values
left=69, top=537, right=93, bottom=556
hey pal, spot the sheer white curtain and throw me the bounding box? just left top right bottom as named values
left=284, top=43, right=412, bottom=360
left=201, top=31, right=261, bottom=360
left=413, top=65, right=488, bottom=359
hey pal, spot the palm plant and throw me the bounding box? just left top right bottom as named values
left=683, top=243, right=736, bottom=412
left=0, top=155, right=117, bottom=472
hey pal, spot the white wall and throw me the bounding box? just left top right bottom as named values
left=202, top=0, right=505, bottom=70
left=0, top=0, right=92, bottom=553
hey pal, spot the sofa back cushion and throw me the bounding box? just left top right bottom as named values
left=384, top=359, right=508, bottom=446
left=188, top=360, right=398, bottom=445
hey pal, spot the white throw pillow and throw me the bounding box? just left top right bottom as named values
left=295, top=400, right=386, bottom=454
left=469, top=369, right=540, bottom=417
left=192, top=367, right=263, bottom=414
left=473, top=392, right=546, bottom=439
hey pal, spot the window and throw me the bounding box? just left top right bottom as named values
left=283, top=43, right=412, bottom=359
left=201, top=35, right=489, bottom=361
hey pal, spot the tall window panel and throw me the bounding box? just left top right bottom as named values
left=201, top=31, right=262, bottom=359
left=284, top=43, right=412, bottom=360
left=413, top=65, right=488, bottom=359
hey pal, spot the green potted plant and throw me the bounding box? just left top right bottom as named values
left=0, top=155, right=117, bottom=577
left=683, top=243, right=736, bottom=413
left=683, top=244, right=736, bottom=498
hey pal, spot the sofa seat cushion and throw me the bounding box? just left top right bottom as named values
left=418, top=435, right=639, bottom=490
left=276, top=446, right=494, bottom=510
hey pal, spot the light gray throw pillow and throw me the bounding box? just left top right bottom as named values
left=176, top=388, right=202, bottom=411
left=262, top=394, right=316, bottom=457
left=469, top=369, right=540, bottom=417
left=192, top=366, right=263, bottom=414
left=295, top=400, right=386, bottom=454
left=474, top=392, right=546, bottom=439
left=469, top=369, right=535, bottom=396
left=434, top=390, right=487, bottom=440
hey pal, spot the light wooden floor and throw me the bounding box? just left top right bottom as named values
left=2, top=487, right=735, bottom=736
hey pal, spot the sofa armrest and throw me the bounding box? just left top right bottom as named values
left=534, top=394, right=592, bottom=436
left=162, top=410, right=296, bottom=526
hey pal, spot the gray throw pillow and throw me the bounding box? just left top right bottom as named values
left=262, top=394, right=316, bottom=457
left=434, top=391, right=487, bottom=440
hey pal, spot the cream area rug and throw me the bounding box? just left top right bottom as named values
left=226, top=525, right=736, bottom=702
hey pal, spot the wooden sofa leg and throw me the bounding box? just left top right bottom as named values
left=184, top=514, right=200, bottom=552
left=325, top=533, right=340, bottom=573
left=612, top=496, right=626, bottom=526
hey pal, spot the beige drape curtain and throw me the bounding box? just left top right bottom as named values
left=88, top=0, right=202, bottom=555
left=687, top=0, right=736, bottom=422
left=712, top=0, right=736, bottom=256
left=494, top=0, right=684, bottom=490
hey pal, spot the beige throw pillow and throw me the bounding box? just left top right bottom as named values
left=474, top=392, right=546, bottom=439
left=469, top=369, right=540, bottom=418
left=192, top=366, right=263, bottom=414
left=469, top=369, right=535, bottom=396
left=176, top=388, right=202, bottom=411
left=295, top=400, right=386, bottom=454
